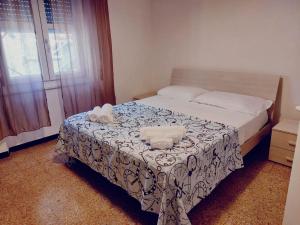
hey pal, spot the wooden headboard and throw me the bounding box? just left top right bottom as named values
left=170, top=68, right=282, bottom=125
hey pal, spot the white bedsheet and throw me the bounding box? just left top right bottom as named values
left=137, top=95, right=268, bottom=145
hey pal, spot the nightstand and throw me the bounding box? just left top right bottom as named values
left=132, top=91, right=157, bottom=101
left=269, top=119, right=299, bottom=167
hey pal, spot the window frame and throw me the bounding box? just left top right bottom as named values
left=0, top=0, right=50, bottom=81
left=0, top=0, right=76, bottom=83
left=36, top=0, right=57, bottom=81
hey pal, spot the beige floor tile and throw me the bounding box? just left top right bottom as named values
left=0, top=141, right=290, bottom=225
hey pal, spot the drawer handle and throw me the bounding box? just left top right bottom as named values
left=286, top=157, right=294, bottom=163
left=288, top=141, right=296, bottom=147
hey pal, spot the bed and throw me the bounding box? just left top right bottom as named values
left=56, top=69, right=281, bottom=225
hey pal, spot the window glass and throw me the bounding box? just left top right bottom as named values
left=48, top=29, right=78, bottom=75
left=1, top=31, right=41, bottom=77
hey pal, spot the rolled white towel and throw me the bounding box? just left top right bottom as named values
left=150, top=137, right=174, bottom=149
left=140, top=126, right=186, bottom=143
left=140, top=126, right=186, bottom=135
left=165, top=130, right=185, bottom=144
left=141, top=131, right=183, bottom=144
left=87, top=106, right=102, bottom=122
left=97, top=103, right=113, bottom=123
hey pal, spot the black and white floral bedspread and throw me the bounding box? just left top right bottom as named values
left=56, top=102, right=243, bottom=225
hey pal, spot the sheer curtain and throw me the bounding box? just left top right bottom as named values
left=0, top=0, right=50, bottom=140
left=48, top=0, right=116, bottom=117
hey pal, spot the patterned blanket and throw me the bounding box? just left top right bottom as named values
left=56, top=102, right=243, bottom=225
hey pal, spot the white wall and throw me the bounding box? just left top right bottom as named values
left=108, top=0, right=155, bottom=104
left=151, top=0, right=300, bottom=120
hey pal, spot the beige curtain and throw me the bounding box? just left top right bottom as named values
left=48, top=0, right=116, bottom=117
left=0, top=0, right=50, bottom=140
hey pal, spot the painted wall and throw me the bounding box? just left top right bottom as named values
left=108, top=0, right=155, bottom=104
left=151, top=0, right=300, bottom=120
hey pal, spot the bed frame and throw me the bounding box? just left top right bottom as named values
left=170, top=68, right=282, bottom=157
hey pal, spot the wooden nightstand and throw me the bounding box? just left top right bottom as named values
left=269, top=119, right=299, bottom=167
left=132, top=91, right=157, bottom=101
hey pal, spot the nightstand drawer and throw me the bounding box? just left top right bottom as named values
left=271, top=130, right=297, bottom=151
left=269, top=146, right=294, bottom=167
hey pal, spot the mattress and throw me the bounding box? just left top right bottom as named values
left=137, top=95, right=268, bottom=145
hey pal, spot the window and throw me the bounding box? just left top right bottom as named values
left=41, top=0, right=78, bottom=77
left=48, top=30, right=76, bottom=74
left=0, top=0, right=77, bottom=80
left=0, top=0, right=41, bottom=78
left=0, top=0, right=33, bottom=23
left=43, top=0, right=72, bottom=24
left=1, top=31, right=41, bottom=77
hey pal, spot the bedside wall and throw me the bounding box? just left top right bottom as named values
left=108, top=0, right=156, bottom=104
left=151, top=0, right=300, bottom=120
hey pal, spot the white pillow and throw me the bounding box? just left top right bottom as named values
left=157, top=85, right=208, bottom=101
left=192, top=91, right=273, bottom=115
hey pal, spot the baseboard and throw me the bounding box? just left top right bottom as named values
left=9, top=134, right=58, bottom=153
left=0, top=151, right=10, bottom=159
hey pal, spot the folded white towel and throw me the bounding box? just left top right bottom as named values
left=87, top=106, right=102, bottom=122
left=97, top=103, right=113, bottom=123
left=87, top=104, right=114, bottom=123
left=150, top=137, right=174, bottom=150
left=140, top=125, right=186, bottom=144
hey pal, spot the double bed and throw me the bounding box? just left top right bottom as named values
left=56, top=69, right=281, bottom=225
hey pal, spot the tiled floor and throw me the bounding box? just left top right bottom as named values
left=0, top=139, right=290, bottom=225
